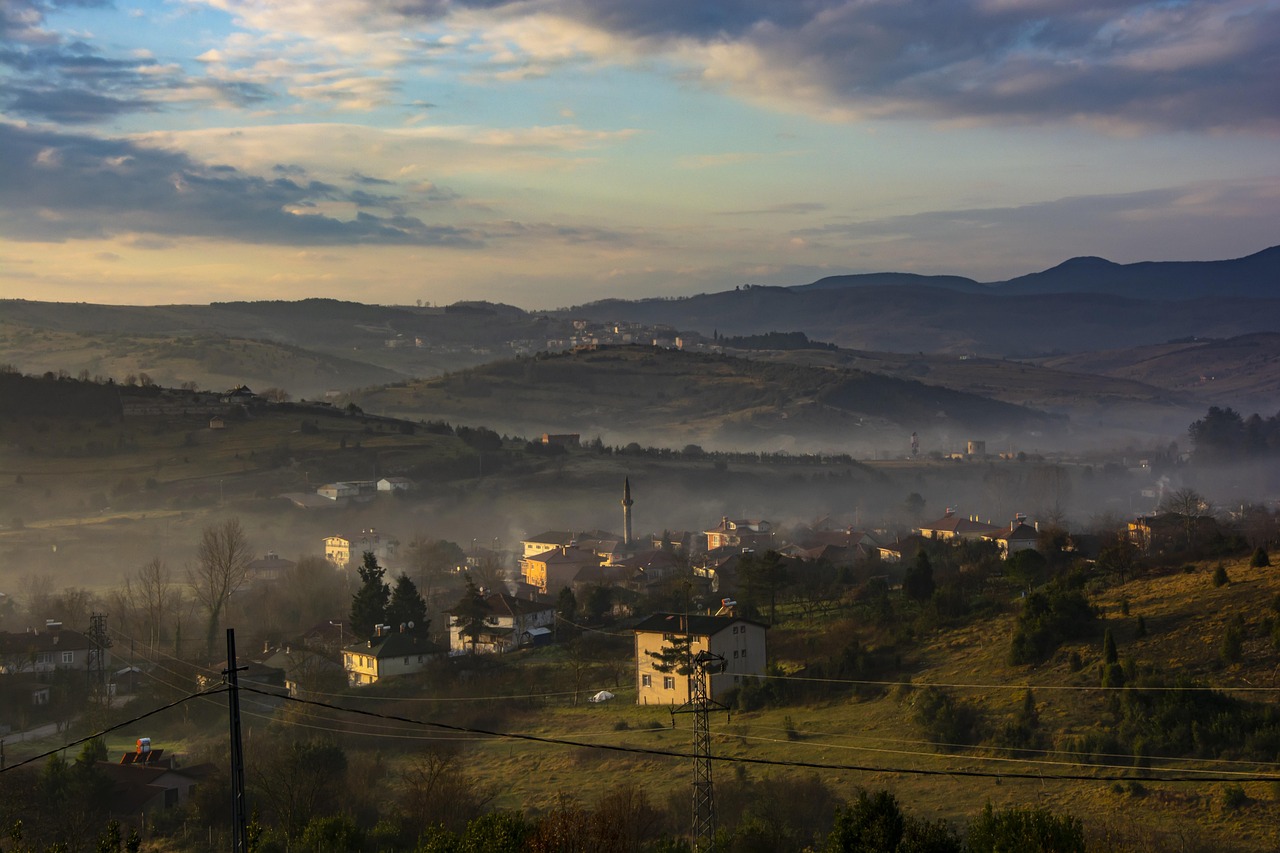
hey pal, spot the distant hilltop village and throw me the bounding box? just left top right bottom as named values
left=382, top=318, right=697, bottom=357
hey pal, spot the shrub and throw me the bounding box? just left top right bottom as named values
left=1222, top=784, right=1248, bottom=810
left=966, top=803, right=1085, bottom=853
left=911, top=687, right=984, bottom=750
left=1009, top=584, right=1095, bottom=665
left=1222, top=615, right=1245, bottom=663
left=1213, top=564, right=1230, bottom=587
left=1252, top=547, right=1270, bottom=568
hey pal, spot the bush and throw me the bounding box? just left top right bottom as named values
left=966, top=803, right=1084, bottom=853
left=1222, top=783, right=1248, bottom=810
left=1252, top=547, right=1270, bottom=568
left=1213, top=564, right=1230, bottom=587
left=1009, top=584, right=1095, bottom=665
left=911, top=687, right=984, bottom=751
left=1222, top=616, right=1246, bottom=663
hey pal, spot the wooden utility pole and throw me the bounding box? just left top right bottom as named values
left=224, top=629, right=249, bottom=852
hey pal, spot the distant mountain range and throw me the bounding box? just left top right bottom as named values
left=1, top=246, right=1278, bottom=445
left=570, top=246, right=1280, bottom=356
left=795, top=245, right=1280, bottom=300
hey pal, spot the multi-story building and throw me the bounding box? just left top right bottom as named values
left=633, top=612, right=767, bottom=705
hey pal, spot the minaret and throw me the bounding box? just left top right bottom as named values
left=622, top=477, right=634, bottom=547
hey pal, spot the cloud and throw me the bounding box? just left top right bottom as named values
left=0, top=0, right=273, bottom=122
left=378, top=0, right=1280, bottom=132
left=788, top=178, right=1280, bottom=277
left=0, top=123, right=481, bottom=247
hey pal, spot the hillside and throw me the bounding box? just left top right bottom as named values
left=569, top=286, right=1280, bottom=357
left=1037, top=333, right=1280, bottom=412
left=0, top=323, right=405, bottom=398
left=348, top=346, right=1057, bottom=453
left=994, top=245, right=1280, bottom=300
left=0, top=299, right=562, bottom=393
left=737, top=347, right=1201, bottom=436
left=446, top=551, right=1280, bottom=851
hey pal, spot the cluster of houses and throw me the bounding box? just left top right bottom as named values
left=311, top=488, right=1067, bottom=700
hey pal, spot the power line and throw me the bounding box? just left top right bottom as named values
left=753, top=671, right=1280, bottom=693
left=0, top=686, right=226, bottom=775
left=237, top=685, right=1280, bottom=784
left=734, top=719, right=1280, bottom=771
left=110, top=625, right=623, bottom=703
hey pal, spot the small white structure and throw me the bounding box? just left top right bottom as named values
left=377, top=477, right=413, bottom=492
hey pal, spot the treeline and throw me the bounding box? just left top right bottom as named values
left=0, top=734, right=1102, bottom=853
left=719, top=331, right=838, bottom=351
left=1189, top=405, right=1280, bottom=460
left=0, top=370, right=122, bottom=419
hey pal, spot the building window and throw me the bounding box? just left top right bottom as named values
left=663, top=676, right=675, bottom=690
left=733, top=650, right=739, bottom=659
left=35, top=653, right=51, bottom=665
left=641, top=674, right=652, bottom=687
left=61, top=652, right=74, bottom=664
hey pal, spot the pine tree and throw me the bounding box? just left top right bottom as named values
left=386, top=573, right=428, bottom=635
left=903, top=550, right=936, bottom=603
left=349, top=552, right=390, bottom=640
left=452, top=574, right=492, bottom=654
left=556, top=586, right=577, bottom=622
left=1102, top=628, right=1118, bottom=664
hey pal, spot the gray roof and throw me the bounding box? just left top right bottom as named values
left=633, top=612, right=768, bottom=637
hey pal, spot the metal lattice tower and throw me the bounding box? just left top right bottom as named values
left=672, top=651, right=727, bottom=852
left=86, top=612, right=111, bottom=702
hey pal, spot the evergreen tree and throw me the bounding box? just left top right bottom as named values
left=903, top=550, right=936, bottom=603
left=1102, top=628, right=1118, bottom=665
left=453, top=574, right=492, bottom=654
left=585, top=584, right=614, bottom=623
left=349, top=552, right=390, bottom=641
left=556, top=586, right=578, bottom=622
left=386, top=573, right=429, bottom=635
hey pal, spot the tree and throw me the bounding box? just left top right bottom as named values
left=1160, top=487, right=1212, bottom=551
left=646, top=629, right=694, bottom=685
left=824, top=789, right=905, bottom=852
left=903, top=550, right=935, bottom=603
left=556, top=586, right=578, bottom=623
left=405, top=536, right=466, bottom=603
left=453, top=574, right=492, bottom=654
left=189, top=518, right=252, bottom=657
left=1189, top=406, right=1245, bottom=460
left=584, top=584, right=613, bottom=623
left=249, top=738, right=348, bottom=841
left=386, top=573, right=428, bottom=635
left=349, top=552, right=390, bottom=640
left=965, top=803, right=1084, bottom=853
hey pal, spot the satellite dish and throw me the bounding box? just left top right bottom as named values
left=407, top=621, right=415, bottom=629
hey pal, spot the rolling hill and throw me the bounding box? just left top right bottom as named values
left=1037, top=333, right=1280, bottom=413
left=348, top=345, right=1057, bottom=453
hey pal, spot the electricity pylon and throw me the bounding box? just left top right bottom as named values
left=671, top=650, right=727, bottom=851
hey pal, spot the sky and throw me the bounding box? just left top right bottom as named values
left=1, top=0, right=1278, bottom=309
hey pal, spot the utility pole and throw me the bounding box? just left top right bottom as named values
left=224, top=629, right=249, bottom=853
left=671, top=650, right=727, bottom=852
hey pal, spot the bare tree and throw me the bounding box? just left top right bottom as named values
left=116, top=557, right=176, bottom=651
left=1161, top=488, right=1213, bottom=551
left=189, top=518, right=252, bottom=658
